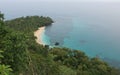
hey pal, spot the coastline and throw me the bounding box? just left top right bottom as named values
left=34, top=26, right=45, bottom=45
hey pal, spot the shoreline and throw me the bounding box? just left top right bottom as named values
left=34, top=26, right=45, bottom=45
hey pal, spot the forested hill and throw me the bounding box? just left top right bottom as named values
left=5, top=16, right=53, bottom=32
left=0, top=12, right=120, bottom=75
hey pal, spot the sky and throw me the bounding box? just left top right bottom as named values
left=0, top=0, right=120, bottom=2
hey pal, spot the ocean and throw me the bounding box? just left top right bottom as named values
left=1, top=1, right=120, bottom=67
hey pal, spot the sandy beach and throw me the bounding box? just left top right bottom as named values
left=34, top=26, right=45, bottom=45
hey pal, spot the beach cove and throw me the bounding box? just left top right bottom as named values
left=34, top=26, right=45, bottom=45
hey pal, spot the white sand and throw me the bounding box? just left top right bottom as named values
left=34, top=26, right=45, bottom=45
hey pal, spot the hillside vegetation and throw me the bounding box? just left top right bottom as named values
left=0, top=12, right=120, bottom=75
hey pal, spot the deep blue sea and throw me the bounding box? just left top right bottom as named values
left=1, top=1, right=120, bottom=67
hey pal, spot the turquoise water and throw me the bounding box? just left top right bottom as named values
left=42, top=30, right=51, bottom=45
left=1, top=1, right=120, bottom=67
left=44, top=16, right=120, bottom=67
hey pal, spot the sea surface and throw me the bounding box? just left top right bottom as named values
left=1, top=1, right=120, bottom=67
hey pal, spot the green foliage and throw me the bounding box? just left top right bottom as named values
left=28, top=52, right=60, bottom=75
left=0, top=12, right=120, bottom=75
left=50, top=47, right=120, bottom=75
left=0, top=50, right=12, bottom=75
left=0, top=65, right=12, bottom=75
left=2, top=32, right=28, bottom=73
left=0, top=50, right=4, bottom=58
left=0, top=12, right=12, bottom=75
left=5, top=16, right=53, bottom=32
left=59, top=66, right=76, bottom=75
